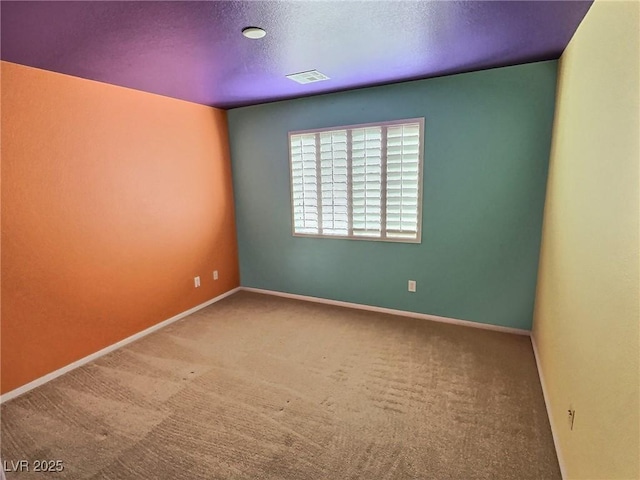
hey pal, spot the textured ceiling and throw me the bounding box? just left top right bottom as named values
left=1, top=1, right=593, bottom=109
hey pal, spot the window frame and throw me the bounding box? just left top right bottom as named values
left=288, top=117, right=425, bottom=244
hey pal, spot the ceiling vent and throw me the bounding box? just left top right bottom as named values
left=286, top=70, right=330, bottom=84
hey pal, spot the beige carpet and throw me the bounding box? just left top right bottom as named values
left=1, top=291, right=560, bottom=479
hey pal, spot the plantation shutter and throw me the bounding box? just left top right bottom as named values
left=291, top=133, right=319, bottom=234
left=320, top=130, right=349, bottom=236
left=385, top=123, right=421, bottom=239
left=351, top=127, right=383, bottom=237
left=290, top=119, right=423, bottom=242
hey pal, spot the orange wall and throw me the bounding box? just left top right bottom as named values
left=0, top=61, right=240, bottom=394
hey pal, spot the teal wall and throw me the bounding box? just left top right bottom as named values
left=228, top=61, right=557, bottom=330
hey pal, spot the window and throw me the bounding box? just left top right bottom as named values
left=289, top=118, right=424, bottom=243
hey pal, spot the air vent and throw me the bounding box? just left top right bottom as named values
left=286, top=70, right=330, bottom=84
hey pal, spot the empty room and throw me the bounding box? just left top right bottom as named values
left=1, top=0, right=638, bottom=479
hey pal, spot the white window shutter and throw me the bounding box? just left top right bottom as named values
left=290, top=133, right=319, bottom=234
left=385, top=123, right=421, bottom=239
left=290, top=119, right=423, bottom=243
left=320, top=130, right=349, bottom=235
left=351, top=127, right=383, bottom=237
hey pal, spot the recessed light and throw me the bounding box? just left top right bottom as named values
left=286, top=70, right=330, bottom=84
left=242, top=27, right=266, bottom=39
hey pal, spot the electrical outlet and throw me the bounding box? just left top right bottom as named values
left=213, top=270, right=219, bottom=280
left=408, top=280, right=417, bottom=292
left=567, top=406, right=575, bottom=430
left=194, top=276, right=200, bottom=288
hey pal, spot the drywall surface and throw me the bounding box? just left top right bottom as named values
left=532, top=0, right=639, bottom=478
left=1, top=62, right=239, bottom=394
left=229, top=61, right=558, bottom=329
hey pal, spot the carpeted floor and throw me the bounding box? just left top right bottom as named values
left=1, top=291, right=560, bottom=479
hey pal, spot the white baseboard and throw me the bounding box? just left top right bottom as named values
left=531, top=336, right=566, bottom=479
left=0, top=287, right=241, bottom=404
left=240, top=287, right=531, bottom=336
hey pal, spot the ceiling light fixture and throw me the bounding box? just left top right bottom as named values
left=242, top=27, right=266, bottom=39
